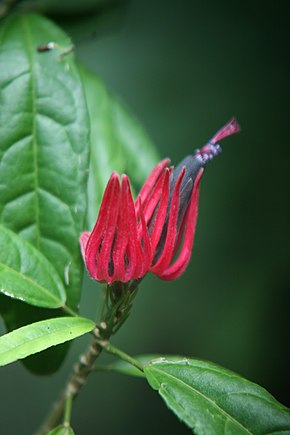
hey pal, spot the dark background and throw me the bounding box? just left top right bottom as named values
left=0, top=0, right=289, bottom=434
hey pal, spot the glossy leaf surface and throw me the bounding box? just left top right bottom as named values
left=0, top=14, right=89, bottom=372
left=144, top=358, right=290, bottom=434
left=79, top=65, right=159, bottom=229
left=0, top=14, right=89, bottom=309
left=0, top=225, right=66, bottom=308
left=0, top=317, right=95, bottom=366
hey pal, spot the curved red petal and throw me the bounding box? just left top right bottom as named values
left=110, top=175, right=148, bottom=283
left=211, top=117, right=240, bottom=144
left=136, top=159, right=170, bottom=214
left=150, top=167, right=185, bottom=275
left=111, top=175, right=134, bottom=282
left=123, top=175, right=141, bottom=280
left=157, top=169, right=203, bottom=280
left=140, top=168, right=167, bottom=224
left=150, top=168, right=170, bottom=252
left=85, top=173, right=121, bottom=281
left=137, top=197, right=152, bottom=277
left=80, top=231, right=90, bottom=260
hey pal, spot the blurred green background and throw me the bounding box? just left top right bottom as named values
left=0, top=0, right=289, bottom=434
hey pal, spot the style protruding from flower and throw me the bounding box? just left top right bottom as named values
left=80, top=117, right=240, bottom=285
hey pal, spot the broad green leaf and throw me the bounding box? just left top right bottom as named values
left=0, top=316, right=95, bottom=366
left=0, top=14, right=89, bottom=372
left=48, top=424, right=75, bottom=435
left=79, top=65, right=159, bottom=229
left=0, top=225, right=66, bottom=308
left=0, top=13, right=89, bottom=308
left=144, top=357, right=290, bottom=434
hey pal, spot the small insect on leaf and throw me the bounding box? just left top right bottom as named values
left=36, top=41, right=75, bottom=61
left=37, top=41, right=57, bottom=52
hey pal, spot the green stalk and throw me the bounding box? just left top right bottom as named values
left=103, top=342, right=144, bottom=372
left=63, top=393, right=73, bottom=427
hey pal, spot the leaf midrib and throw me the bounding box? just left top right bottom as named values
left=0, top=318, right=94, bottom=356
left=149, top=366, right=253, bottom=434
left=22, top=15, right=41, bottom=250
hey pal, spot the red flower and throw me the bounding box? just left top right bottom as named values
left=80, top=118, right=240, bottom=284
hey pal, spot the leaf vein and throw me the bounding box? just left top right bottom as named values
left=22, top=16, right=41, bottom=250
left=151, top=367, right=253, bottom=434
left=37, top=110, right=75, bottom=129
left=0, top=69, right=30, bottom=91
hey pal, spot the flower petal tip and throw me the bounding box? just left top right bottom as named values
left=80, top=231, right=90, bottom=259
left=211, top=117, right=241, bottom=144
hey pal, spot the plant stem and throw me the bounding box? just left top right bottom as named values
left=62, top=304, right=80, bottom=318
left=63, top=393, right=73, bottom=427
left=103, top=342, right=144, bottom=372
left=36, top=327, right=107, bottom=435
left=37, top=283, right=140, bottom=434
left=95, top=283, right=107, bottom=323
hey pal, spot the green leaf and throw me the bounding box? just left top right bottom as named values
left=48, top=424, right=75, bottom=435
left=0, top=316, right=94, bottom=366
left=79, top=65, right=159, bottom=229
left=0, top=14, right=89, bottom=372
left=144, top=357, right=290, bottom=434
left=0, top=225, right=66, bottom=308
left=0, top=13, right=89, bottom=308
